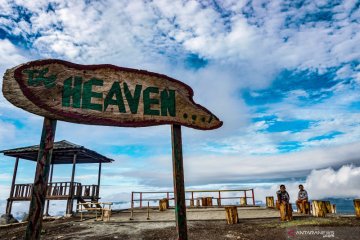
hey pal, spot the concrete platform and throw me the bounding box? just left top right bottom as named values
left=82, top=206, right=304, bottom=222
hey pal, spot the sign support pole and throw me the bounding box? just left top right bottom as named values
left=171, top=124, right=188, bottom=240
left=25, top=117, right=57, bottom=240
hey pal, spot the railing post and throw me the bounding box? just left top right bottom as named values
left=244, top=190, right=247, bottom=205
left=29, top=185, right=33, bottom=197
left=54, top=183, right=57, bottom=196
left=218, top=191, right=221, bottom=206
left=140, top=192, right=142, bottom=208
left=97, top=162, right=102, bottom=198
left=252, top=189, right=255, bottom=205
left=131, top=192, right=134, bottom=209
left=21, top=185, right=25, bottom=197
left=6, top=157, right=19, bottom=215
left=146, top=201, right=150, bottom=220
left=66, top=154, right=77, bottom=215
left=45, top=164, right=54, bottom=216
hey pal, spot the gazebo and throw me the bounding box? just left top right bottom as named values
left=1, top=140, right=114, bottom=216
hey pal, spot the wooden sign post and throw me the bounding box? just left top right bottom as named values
left=2, top=59, right=222, bottom=240
left=25, top=117, right=57, bottom=239
left=171, top=124, right=187, bottom=239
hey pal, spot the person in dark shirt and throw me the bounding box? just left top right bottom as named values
left=276, top=184, right=290, bottom=204
left=276, top=185, right=292, bottom=221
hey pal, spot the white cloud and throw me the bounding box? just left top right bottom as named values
left=184, top=142, right=360, bottom=185
left=305, top=165, right=360, bottom=199
left=254, top=165, right=360, bottom=203
left=95, top=141, right=360, bottom=189
left=0, top=39, right=27, bottom=68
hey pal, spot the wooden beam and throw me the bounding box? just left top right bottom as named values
left=24, top=118, right=57, bottom=240
left=45, top=163, right=54, bottom=216
left=66, top=153, right=77, bottom=214
left=171, top=124, right=188, bottom=240
left=6, top=157, right=19, bottom=214
left=97, top=162, right=102, bottom=197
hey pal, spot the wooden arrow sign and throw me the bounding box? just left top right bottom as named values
left=3, top=59, right=222, bottom=130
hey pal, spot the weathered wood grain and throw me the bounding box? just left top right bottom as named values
left=354, top=199, right=360, bottom=218
left=279, top=203, right=293, bottom=221
left=312, top=200, right=327, bottom=217
left=240, top=197, right=247, bottom=206
left=171, top=124, right=188, bottom=239
left=265, top=196, right=275, bottom=208
left=159, top=198, right=168, bottom=211
left=225, top=206, right=238, bottom=224
left=3, top=59, right=222, bottom=130
left=24, top=118, right=57, bottom=240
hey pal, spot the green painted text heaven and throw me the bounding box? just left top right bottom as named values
left=62, top=77, right=176, bottom=116
left=23, top=68, right=176, bottom=117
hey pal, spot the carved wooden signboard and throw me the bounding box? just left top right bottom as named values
left=3, top=59, right=222, bottom=130
left=3, top=59, right=222, bottom=240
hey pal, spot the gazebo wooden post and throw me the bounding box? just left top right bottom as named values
left=252, top=189, right=255, bottom=205
left=66, top=153, right=77, bottom=215
left=97, top=162, right=102, bottom=198
left=171, top=124, right=188, bottom=240
left=45, top=163, right=54, bottom=216
left=6, top=157, right=19, bottom=215
left=25, top=118, right=57, bottom=240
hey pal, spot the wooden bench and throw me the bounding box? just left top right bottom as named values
left=101, top=202, right=113, bottom=222
left=77, top=202, right=112, bottom=221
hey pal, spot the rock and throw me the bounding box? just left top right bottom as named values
left=0, top=214, right=19, bottom=225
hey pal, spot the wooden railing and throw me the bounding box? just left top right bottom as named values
left=13, top=184, right=33, bottom=199
left=131, top=189, right=256, bottom=208
left=11, top=182, right=99, bottom=200
left=47, top=182, right=81, bottom=197
left=79, top=184, right=99, bottom=199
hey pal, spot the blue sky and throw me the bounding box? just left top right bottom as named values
left=1, top=0, right=360, bottom=214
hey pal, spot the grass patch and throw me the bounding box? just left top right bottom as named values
left=277, top=218, right=333, bottom=228
left=259, top=217, right=360, bottom=229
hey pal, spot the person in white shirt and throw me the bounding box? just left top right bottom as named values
left=296, top=184, right=309, bottom=213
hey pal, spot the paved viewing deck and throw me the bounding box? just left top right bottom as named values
left=82, top=206, right=305, bottom=222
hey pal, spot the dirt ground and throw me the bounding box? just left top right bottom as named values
left=1, top=209, right=360, bottom=240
